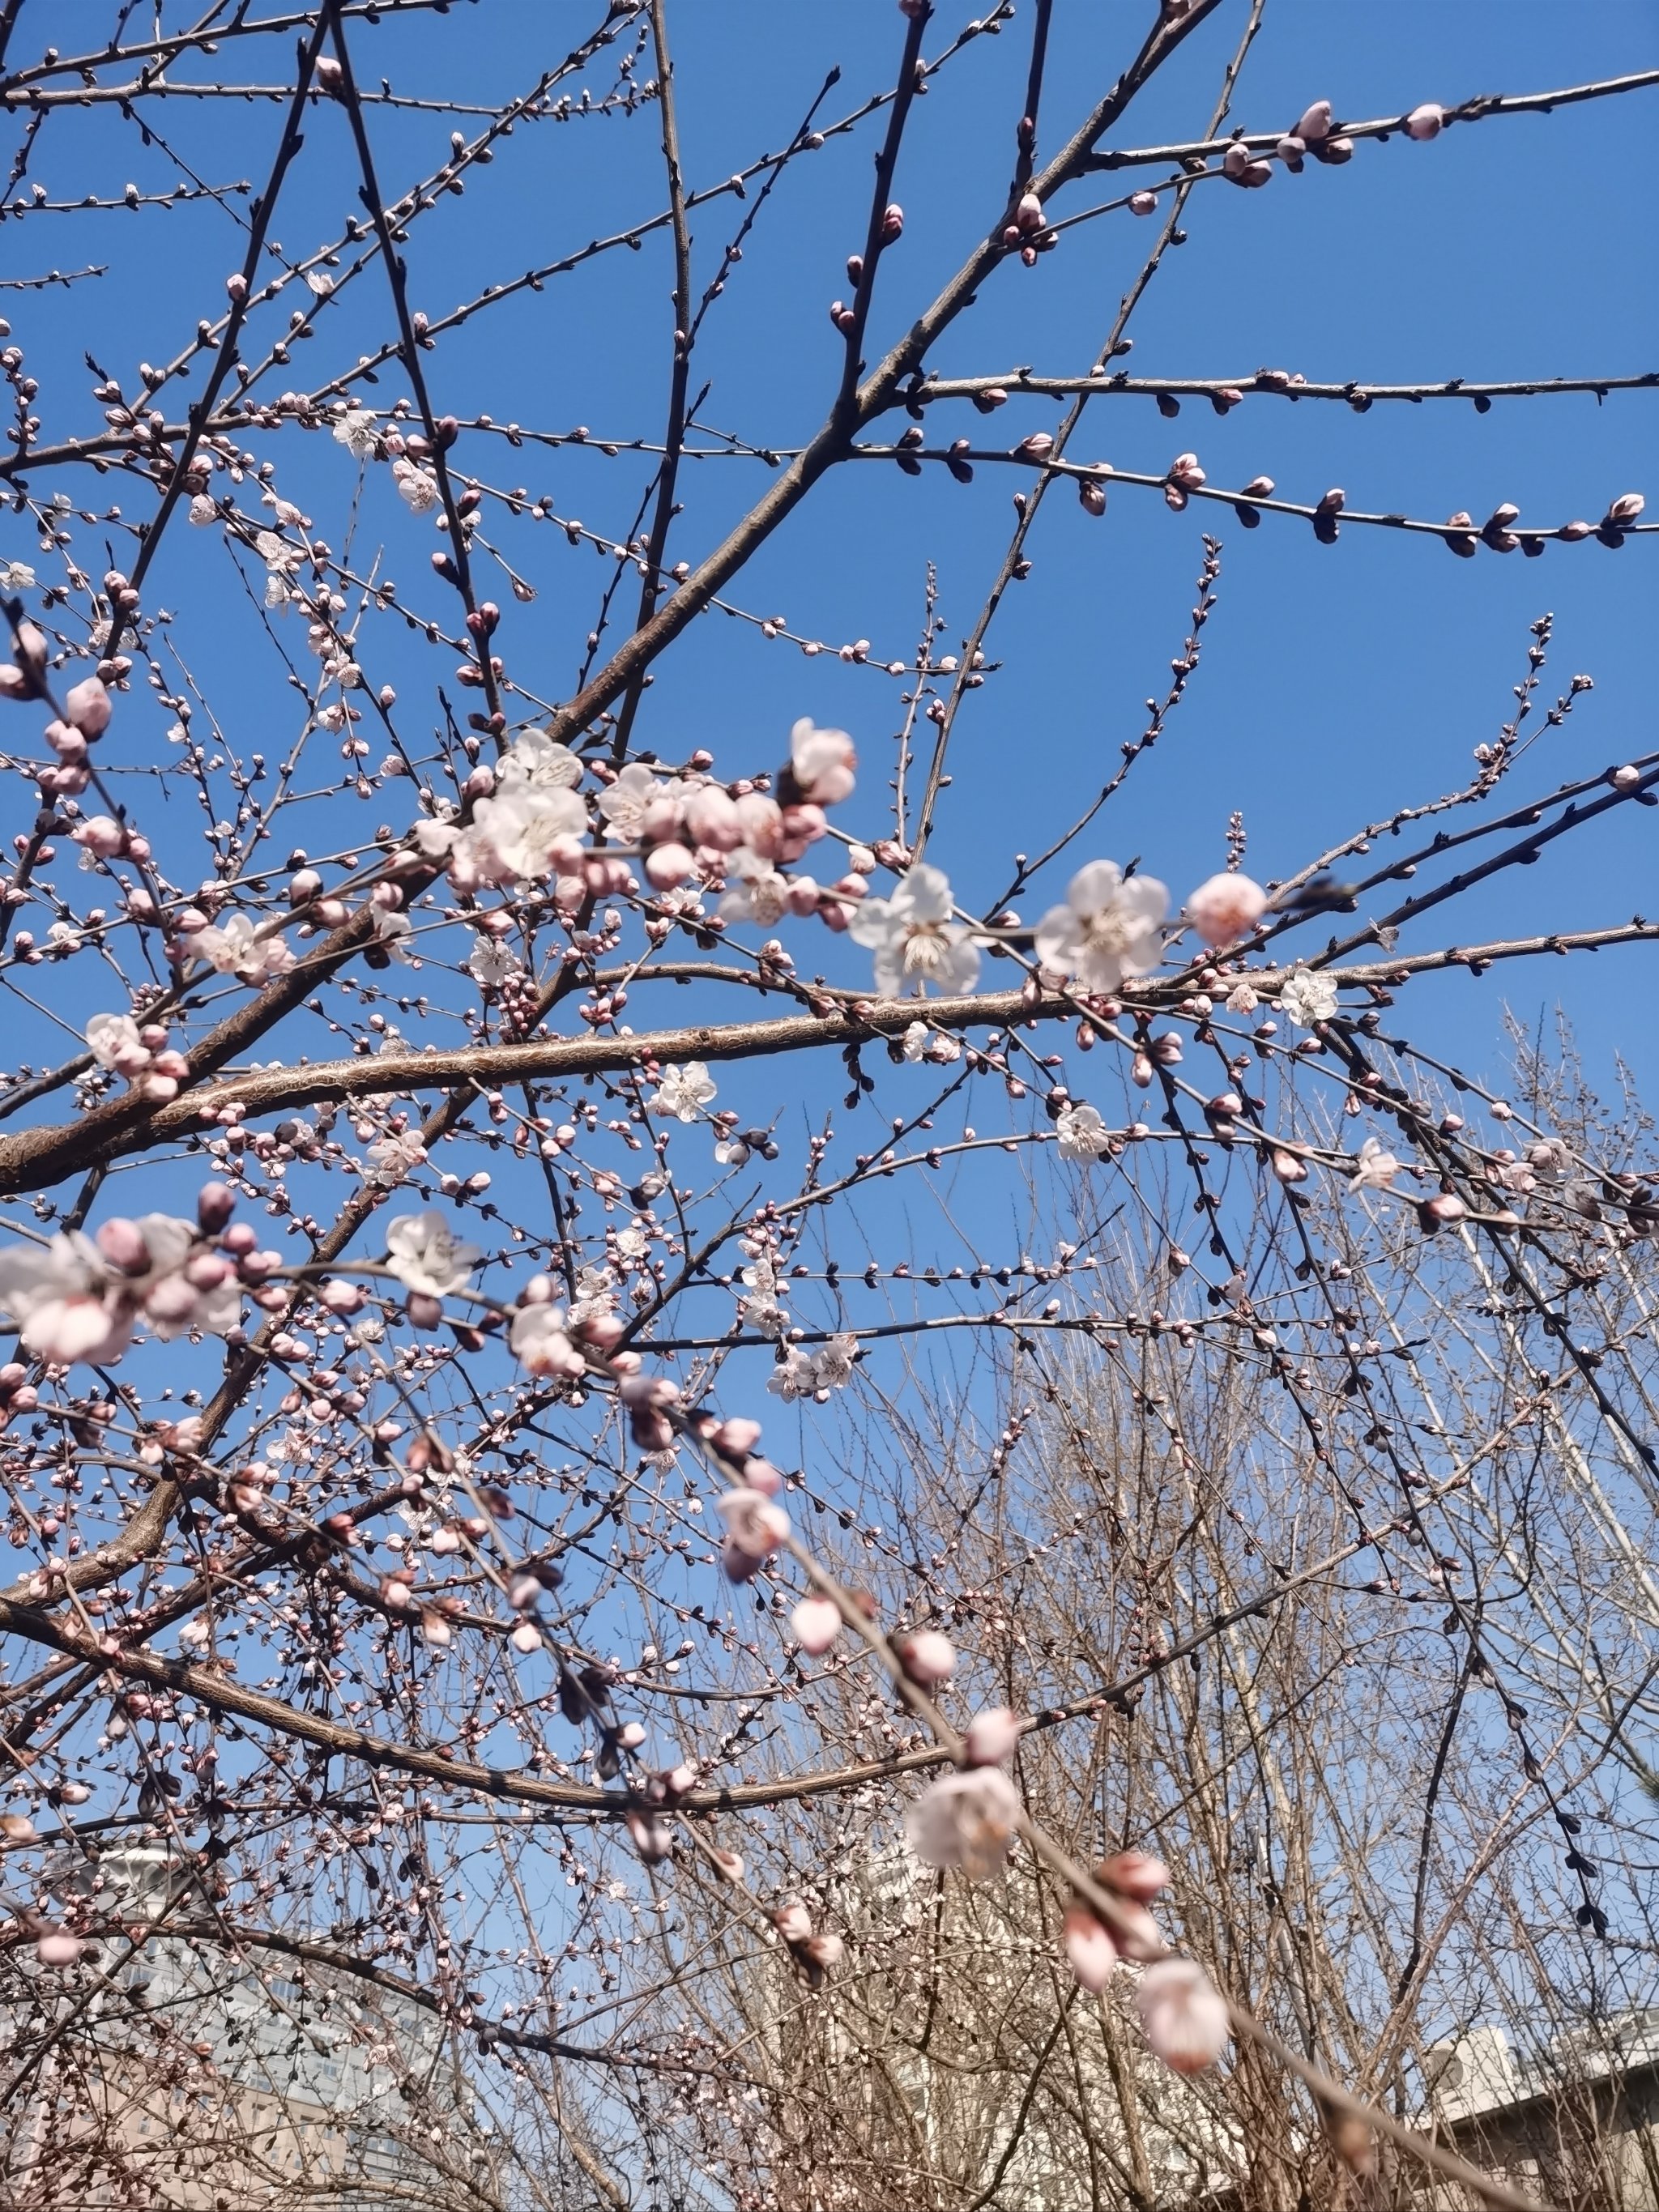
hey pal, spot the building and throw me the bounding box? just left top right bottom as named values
left=1422, top=2013, right=1659, bottom=2210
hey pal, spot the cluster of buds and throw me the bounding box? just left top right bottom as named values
left=1001, top=189, right=1051, bottom=267
left=505, top=1272, right=621, bottom=1380
left=1274, top=100, right=1354, bottom=172
left=0, top=1361, right=40, bottom=1428
left=35, top=675, right=113, bottom=799
left=0, top=1181, right=243, bottom=1368
left=1061, top=1856, right=1228, bottom=2075
left=1164, top=450, right=1206, bottom=511
left=773, top=1897, right=843, bottom=1985
left=86, top=1012, right=190, bottom=1102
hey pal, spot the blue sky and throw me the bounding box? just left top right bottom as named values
left=15, top=0, right=1657, bottom=1112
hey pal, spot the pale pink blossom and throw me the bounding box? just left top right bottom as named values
left=1098, top=1849, right=1169, bottom=1902
left=1349, top=1136, right=1399, bottom=1191
left=898, top=1629, right=957, bottom=1683
left=510, top=1304, right=586, bottom=1379
left=1186, top=872, right=1268, bottom=948
left=717, top=1487, right=789, bottom=1578
left=905, top=1767, right=1021, bottom=1877
left=1137, top=1958, right=1230, bottom=2072
left=647, top=1063, right=717, bottom=1121
left=1056, top=1103, right=1111, bottom=1161
left=385, top=1213, right=480, bottom=1299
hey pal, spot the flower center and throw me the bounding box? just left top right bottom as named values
left=902, top=923, right=952, bottom=977
left=1082, top=905, right=1141, bottom=957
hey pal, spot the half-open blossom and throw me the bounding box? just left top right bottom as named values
left=0, top=1234, right=129, bottom=1365
left=194, top=910, right=293, bottom=982
left=1186, top=872, right=1268, bottom=948
left=87, top=1012, right=150, bottom=1078
left=787, top=718, right=857, bottom=806
left=717, top=1487, right=789, bottom=1579
left=1056, top=1103, right=1111, bottom=1161
left=386, top=1213, right=480, bottom=1299
left=905, top=1768, right=1021, bottom=1878
left=1137, top=1958, right=1230, bottom=2073
left=1035, top=862, right=1167, bottom=993
left=648, top=1063, right=717, bottom=1120
left=510, top=1304, right=585, bottom=1378
left=1277, top=966, right=1337, bottom=1027
left=847, top=863, right=980, bottom=998
left=464, top=784, right=586, bottom=885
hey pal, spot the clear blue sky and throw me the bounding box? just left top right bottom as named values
left=17, top=0, right=1657, bottom=1110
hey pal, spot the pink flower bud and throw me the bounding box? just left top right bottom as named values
left=71, top=815, right=125, bottom=859
left=710, top=1415, right=762, bottom=1460
left=1418, top=1193, right=1469, bottom=1231
left=36, top=1931, right=85, bottom=1967
left=1079, top=478, right=1107, bottom=518
left=898, top=1629, right=956, bottom=1685
left=63, top=676, right=113, bottom=737
left=743, top=1456, right=784, bottom=1498
left=510, top=1622, right=542, bottom=1654
left=684, top=786, right=743, bottom=850
left=96, top=1217, right=151, bottom=1275
left=1129, top=190, right=1158, bottom=215
left=1606, top=492, right=1645, bottom=526
left=1014, top=191, right=1044, bottom=235
left=1064, top=1903, right=1118, bottom=1992
left=1098, top=1850, right=1169, bottom=1902
left=1558, top=519, right=1593, bottom=541
left=965, top=1707, right=1022, bottom=1765
left=791, top=1596, right=842, bottom=1655
left=1137, top=1958, right=1230, bottom=2073
left=774, top=1901, right=812, bottom=1945
left=1405, top=102, right=1444, bottom=140
left=644, top=842, right=693, bottom=889
left=881, top=202, right=904, bottom=241
left=1294, top=100, right=1333, bottom=143
left=226, top=272, right=249, bottom=303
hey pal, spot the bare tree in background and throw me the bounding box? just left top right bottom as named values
left=0, top=4, right=1656, bottom=2207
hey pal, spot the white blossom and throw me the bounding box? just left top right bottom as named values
left=904, top=1769, right=1022, bottom=1879
left=788, top=718, right=856, bottom=805
left=86, top=1012, right=148, bottom=1076
left=598, top=762, right=680, bottom=842
left=467, top=938, right=519, bottom=988
left=0, top=1234, right=128, bottom=1365
left=332, top=408, right=378, bottom=459
left=385, top=1213, right=480, bottom=1299
left=461, top=784, right=586, bottom=885
left=0, top=560, right=36, bottom=590
left=1348, top=1136, right=1400, bottom=1191
left=648, top=1063, right=717, bottom=1121
left=194, top=910, right=293, bottom=982
left=1056, top=1102, right=1111, bottom=1160
left=766, top=1347, right=817, bottom=1402
left=716, top=848, right=792, bottom=928
left=1034, top=861, right=1167, bottom=994
left=392, top=459, right=439, bottom=514
left=364, top=1132, right=427, bottom=1189
left=901, top=1020, right=929, bottom=1062
left=1277, top=966, right=1338, bottom=1027
left=500, top=730, right=583, bottom=791
left=510, top=1303, right=585, bottom=1378
left=847, top=863, right=980, bottom=999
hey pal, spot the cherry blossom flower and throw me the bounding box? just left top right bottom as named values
left=1277, top=965, right=1338, bottom=1027
left=392, top=458, right=439, bottom=514
left=847, top=863, right=980, bottom=998
left=364, top=1133, right=427, bottom=1189
left=766, top=1347, right=817, bottom=1402
left=1186, top=872, right=1269, bottom=948
left=904, top=1768, right=1022, bottom=1878
left=1034, top=862, right=1167, bottom=993
left=901, top=1020, right=929, bottom=1062
left=814, top=1332, right=859, bottom=1389
left=467, top=938, right=519, bottom=988
left=787, top=718, right=857, bottom=806
left=1348, top=1136, right=1399, bottom=1191
left=499, top=730, right=583, bottom=791
left=715, top=848, right=794, bottom=928
left=509, top=1304, right=586, bottom=1379
left=120, top=1215, right=242, bottom=1340
left=599, top=762, right=680, bottom=842
left=791, top=1596, right=842, bottom=1655
left=1056, top=1103, right=1111, bottom=1161
left=194, top=910, right=293, bottom=982
left=87, top=1012, right=151, bottom=1079
left=648, top=1063, right=717, bottom=1120
left=385, top=1213, right=481, bottom=1299
left=332, top=408, right=379, bottom=459
left=0, top=1234, right=130, bottom=1364
left=1136, top=1958, right=1230, bottom=2073
left=0, top=560, right=36, bottom=591
left=463, top=785, right=586, bottom=885
left=738, top=1254, right=787, bottom=1337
